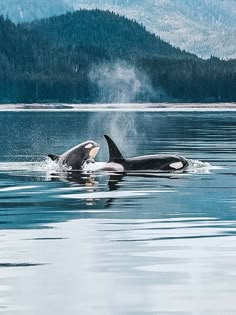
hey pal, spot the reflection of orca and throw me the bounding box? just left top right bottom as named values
left=61, top=171, right=97, bottom=186
left=48, top=140, right=99, bottom=170
left=102, top=135, right=189, bottom=172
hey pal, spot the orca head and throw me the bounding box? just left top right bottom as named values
left=73, top=140, right=100, bottom=165
left=48, top=140, right=99, bottom=170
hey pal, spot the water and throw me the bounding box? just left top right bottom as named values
left=0, top=105, right=235, bottom=314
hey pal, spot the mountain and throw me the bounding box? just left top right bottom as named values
left=0, top=0, right=70, bottom=22
left=0, top=11, right=235, bottom=104
left=27, top=10, right=193, bottom=60
left=0, top=0, right=235, bottom=59
left=70, top=0, right=236, bottom=59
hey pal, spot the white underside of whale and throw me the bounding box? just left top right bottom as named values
left=97, top=162, right=125, bottom=172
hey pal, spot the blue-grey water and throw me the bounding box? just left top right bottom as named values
left=0, top=106, right=235, bottom=314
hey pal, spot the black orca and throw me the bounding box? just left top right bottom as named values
left=48, top=140, right=99, bottom=170
left=102, top=135, right=189, bottom=172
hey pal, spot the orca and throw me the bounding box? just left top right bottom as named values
left=48, top=140, right=99, bottom=170
left=101, top=135, right=189, bottom=172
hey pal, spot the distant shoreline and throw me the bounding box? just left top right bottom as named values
left=0, top=103, right=236, bottom=112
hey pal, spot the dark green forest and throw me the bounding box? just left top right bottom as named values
left=0, top=10, right=235, bottom=103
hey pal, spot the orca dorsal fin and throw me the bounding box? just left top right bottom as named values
left=48, top=154, right=59, bottom=161
left=104, top=135, right=125, bottom=163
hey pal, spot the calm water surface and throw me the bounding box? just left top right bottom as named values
left=0, top=106, right=235, bottom=314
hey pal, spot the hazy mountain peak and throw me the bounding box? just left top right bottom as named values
left=0, top=0, right=70, bottom=22
left=70, top=0, right=236, bottom=59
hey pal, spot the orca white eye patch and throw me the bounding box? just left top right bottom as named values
left=85, top=143, right=93, bottom=149
left=169, top=161, right=183, bottom=169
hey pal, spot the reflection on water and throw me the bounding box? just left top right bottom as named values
left=0, top=108, right=235, bottom=314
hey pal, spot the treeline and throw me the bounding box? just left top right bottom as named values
left=139, top=57, right=236, bottom=102
left=0, top=10, right=235, bottom=103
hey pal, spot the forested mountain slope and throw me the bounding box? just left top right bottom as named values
left=0, top=11, right=235, bottom=103
left=28, top=10, right=193, bottom=60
